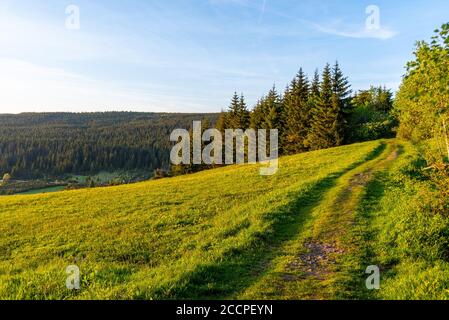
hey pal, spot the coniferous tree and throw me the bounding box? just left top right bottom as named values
left=226, top=92, right=250, bottom=129
left=283, top=69, right=310, bottom=154
left=261, top=86, right=283, bottom=131
left=310, top=69, right=320, bottom=97
left=226, top=92, right=241, bottom=128
left=238, top=94, right=250, bottom=129
left=304, top=69, right=321, bottom=151
left=250, top=98, right=267, bottom=129
left=331, top=61, right=352, bottom=143
left=306, top=63, right=339, bottom=150
left=250, top=86, right=283, bottom=131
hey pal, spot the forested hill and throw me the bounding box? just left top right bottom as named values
left=0, top=112, right=218, bottom=178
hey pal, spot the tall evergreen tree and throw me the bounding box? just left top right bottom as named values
left=283, top=68, right=310, bottom=154
left=331, top=61, right=352, bottom=142
left=263, top=85, right=284, bottom=131
left=306, top=63, right=341, bottom=150
left=250, top=86, right=283, bottom=131
left=238, top=94, right=250, bottom=129
left=250, top=98, right=267, bottom=129
left=226, top=92, right=241, bottom=128
left=310, top=69, right=320, bottom=97
left=226, top=92, right=250, bottom=129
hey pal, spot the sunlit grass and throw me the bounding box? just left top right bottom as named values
left=0, top=140, right=383, bottom=299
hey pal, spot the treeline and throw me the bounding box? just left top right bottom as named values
left=171, top=62, right=395, bottom=175
left=0, top=112, right=218, bottom=179
left=217, top=62, right=395, bottom=155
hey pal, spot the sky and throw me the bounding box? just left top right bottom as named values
left=0, top=0, right=448, bottom=113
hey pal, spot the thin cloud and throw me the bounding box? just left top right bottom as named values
left=250, top=6, right=398, bottom=40
left=312, top=22, right=398, bottom=40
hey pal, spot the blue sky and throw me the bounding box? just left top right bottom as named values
left=0, top=0, right=448, bottom=113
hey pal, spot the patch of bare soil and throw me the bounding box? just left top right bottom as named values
left=285, top=242, right=344, bottom=280
left=387, top=149, right=398, bottom=161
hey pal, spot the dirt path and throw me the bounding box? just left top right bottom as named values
left=239, top=141, right=400, bottom=300
left=291, top=144, right=399, bottom=299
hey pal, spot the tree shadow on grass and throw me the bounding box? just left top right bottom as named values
left=153, top=143, right=387, bottom=300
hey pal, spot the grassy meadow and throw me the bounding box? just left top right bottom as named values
left=0, top=140, right=384, bottom=299
left=0, top=139, right=448, bottom=299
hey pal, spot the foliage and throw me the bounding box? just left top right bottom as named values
left=348, top=86, right=396, bottom=142
left=395, top=23, right=449, bottom=165
left=282, top=69, right=310, bottom=154
left=306, top=63, right=346, bottom=149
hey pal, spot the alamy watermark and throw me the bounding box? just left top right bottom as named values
left=65, top=5, right=80, bottom=30
left=170, top=121, right=279, bottom=175
left=365, top=265, right=380, bottom=290
left=66, top=265, right=80, bottom=290
left=365, top=5, right=381, bottom=30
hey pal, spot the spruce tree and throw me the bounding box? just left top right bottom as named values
left=227, top=92, right=241, bottom=128
left=238, top=94, right=250, bottom=129
left=226, top=92, right=250, bottom=129
left=263, top=85, right=283, bottom=131
left=250, top=98, right=267, bottom=129
left=310, top=69, right=320, bottom=97
left=331, top=61, right=352, bottom=143
left=306, top=63, right=339, bottom=150
left=250, top=86, right=283, bottom=132
left=283, top=68, right=310, bottom=154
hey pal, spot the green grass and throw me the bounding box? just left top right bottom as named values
left=349, top=142, right=449, bottom=300
left=1, top=139, right=448, bottom=300
left=0, top=140, right=384, bottom=300
left=238, top=140, right=398, bottom=300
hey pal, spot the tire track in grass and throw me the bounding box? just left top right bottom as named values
left=152, top=143, right=387, bottom=300
left=239, top=141, right=399, bottom=300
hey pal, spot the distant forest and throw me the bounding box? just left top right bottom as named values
left=0, top=112, right=218, bottom=179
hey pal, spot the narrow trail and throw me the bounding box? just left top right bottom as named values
left=239, top=141, right=400, bottom=300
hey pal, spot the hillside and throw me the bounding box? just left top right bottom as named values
left=0, top=112, right=218, bottom=178
left=0, top=139, right=448, bottom=299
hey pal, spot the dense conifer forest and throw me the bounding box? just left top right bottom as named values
left=0, top=112, right=218, bottom=178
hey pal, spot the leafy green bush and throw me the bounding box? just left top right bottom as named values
left=348, top=86, right=397, bottom=143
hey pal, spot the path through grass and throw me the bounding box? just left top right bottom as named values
left=238, top=140, right=400, bottom=300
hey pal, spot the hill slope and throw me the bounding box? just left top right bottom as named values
left=0, top=112, right=218, bottom=178
left=1, top=139, right=447, bottom=300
